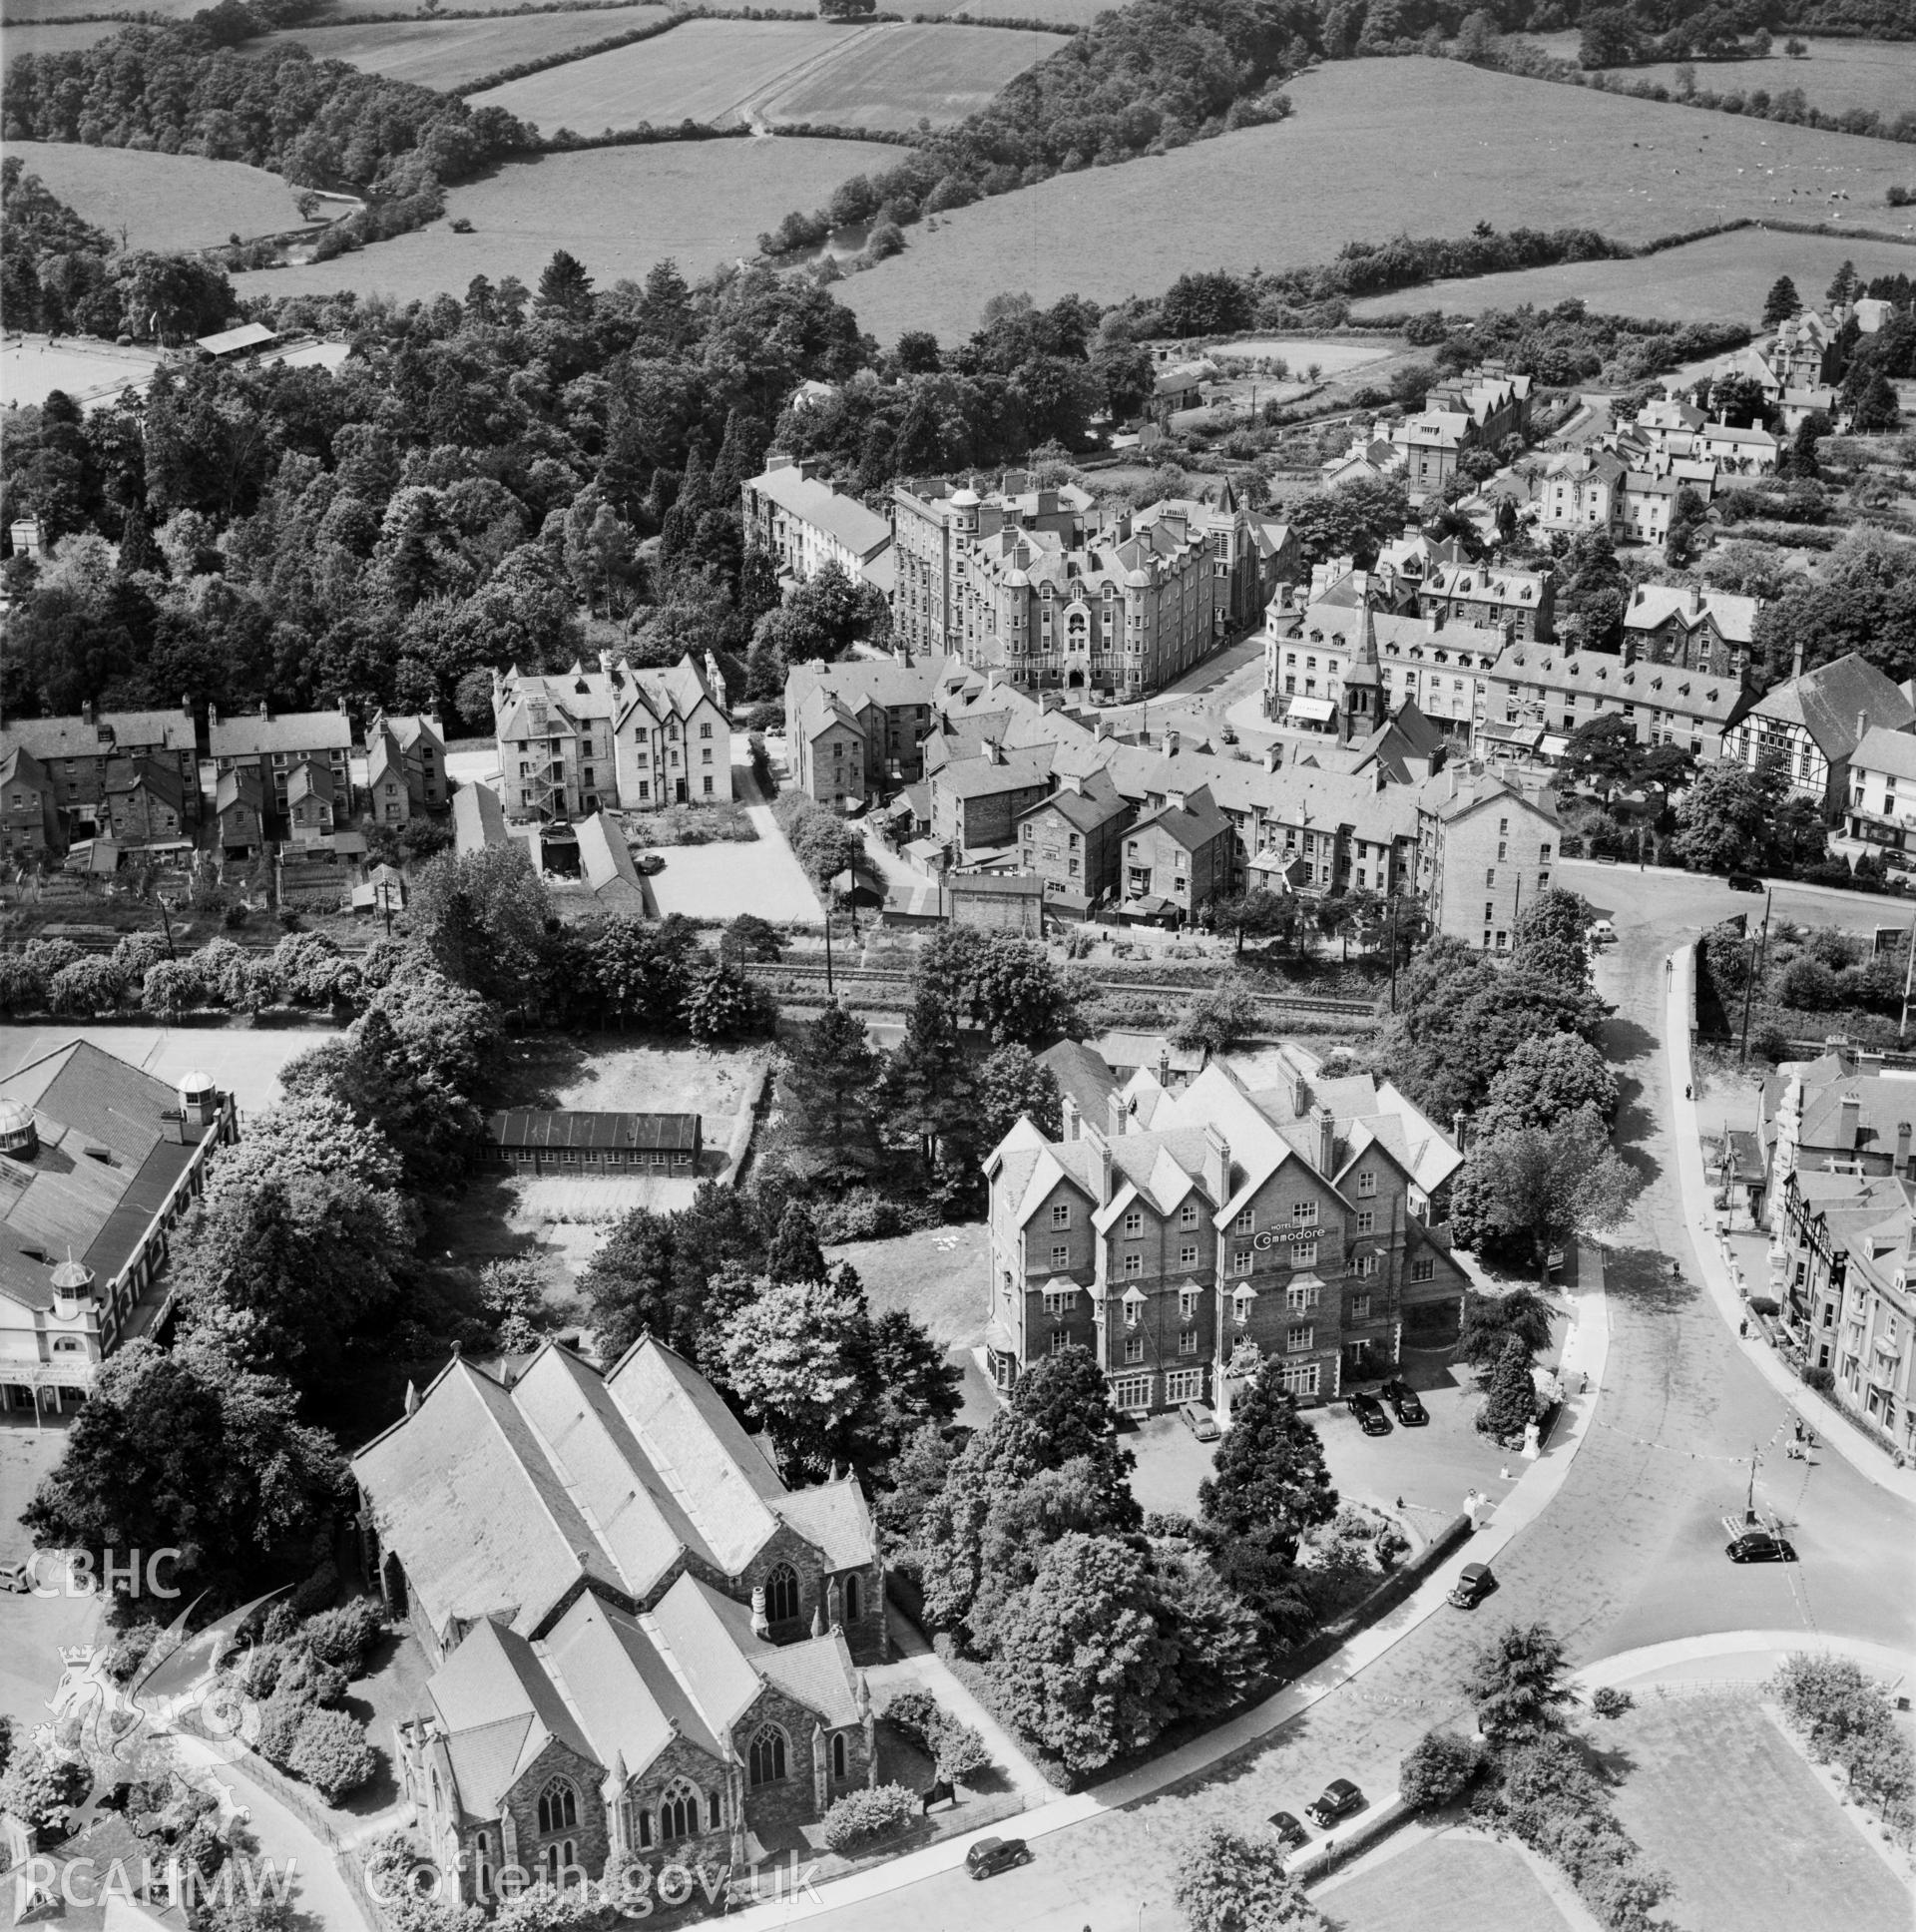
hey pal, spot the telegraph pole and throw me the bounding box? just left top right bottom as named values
left=822, top=898, right=835, bottom=999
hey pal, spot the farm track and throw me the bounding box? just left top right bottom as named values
left=725, top=20, right=885, bottom=128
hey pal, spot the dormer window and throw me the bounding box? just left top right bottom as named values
left=1231, top=1283, right=1256, bottom=1325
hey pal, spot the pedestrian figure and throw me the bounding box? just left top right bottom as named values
left=1739, top=1317, right=1748, bottom=1338
left=1684, top=1084, right=1693, bottom=1101
left=1793, top=1418, right=1804, bottom=1442
left=1580, top=1371, right=1590, bottom=1394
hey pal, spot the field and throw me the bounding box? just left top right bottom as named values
left=834, top=58, right=1916, bottom=345
left=1350, top=227, right=1916, bottom=325
left=1, top=0, right=203, bottom=18
left=469, top=18, right=1053, bottom=134
left=1, top=21, right=122, bottom=73
left=2, top=336, right=163, bottom=410
left=257, top=6, right=665, bottom=89
left=1603, top=1691, right=1910, bottom=1932
left=1524, top=31, right=1916, bottom=122
left=231, top=134, right=901, bottom=302
left=755, top=23, right=1061, bottom=133
left=10, top=140, right=306, bottom=251
left=911, top=0, right=1116, bottom=20
left=1315, top=1833, right=1572, bottom=1932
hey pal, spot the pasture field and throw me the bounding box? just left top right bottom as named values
left=835, top=58, right=1916, bottom=344
left=921, top=0, right=1119, bottom=23
left=1, top=0, right=201, bottom=18
left=756, top=22, right=1060, bottom=132
left=471, top=19, right=867, bottom=130
left=1350, top=227, right=1916, bottom=324
left=230, top=134, right=901, bottom=301
left=11, top=141, right=306, bottom=251
left=261, top=6, right=664, bottom=89
left=1, top=21, right=121, bottom=72
left=1, top=336, right=164, bottom=411
left=1524, top=30, right=1916, bottom=122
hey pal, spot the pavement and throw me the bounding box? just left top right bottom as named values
left=1666, top=941, right=1916, bottom=1505
left=753, top=875, right=1916, bottom=1932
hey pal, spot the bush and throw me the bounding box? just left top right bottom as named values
left=301, top=1600, right=385, bottom=1675
left=816, top=1781, right=917, bottom=1852
left=102, top=1624, right=165, bottom=1684
left=288, top=1560, right=341, bottom=1618
left=1590, top=1686, right=1634, bottom=1718
left=1801, top=1363, right=1835, bottom=1393
left=1400, top=1727, right=1483, bottom=1809
left=255, top=1685, right=312, bottom=1769
left=881, top=1688, right=992, bottom=1780
left=1747, top=1295, right=1779, bottom=1317
left=1768, top=1654, right=1914, bottom=1830
left=288, top=1707, right=378, bottom=1803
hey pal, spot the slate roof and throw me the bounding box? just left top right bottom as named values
left=1130, top=782, right=1227, bottom=853
left=937, top=745, right=1055, bottom=800
left=0, top=1041, right=212, bottom=1313
left=214, top=767, right=262, bottom=817
left=1040, top=1039, right=1121, bottom=1122
left=577, top=809, right=646, bottom=907
left=745, top=464, right=890, bottom=559
left=1488, top=641, right=1748, bottom=728
left=1748, top=652, right=1916, bottom=760
left=453, top=781, right=508, bottom=854
left=1422, top=563, right=1548, bottom=611
left=1623, top=584, right=1759, bottom=644
left=1850, top=725, right=1916, bottom=784
left=210, top=707, right=349, bottom=759
left=107, top=756, right=186, bottom=814
left=1, top=709, right=194, bottom=762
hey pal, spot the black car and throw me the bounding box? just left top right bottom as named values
left=1726, top=872, right=1763, bottom=892
left=1306, top=1779, right=1365, bottom=1828
left=636, top=853, right=666, bottom=875
left=1348, top=1391, right=1392, bottom=1435
left=1448, top=1561, right=1496, bottom=1609
left=1267, top=1811, right=1308, bottom=1849
left=1381, top=1377, right=1428, bottom=1426
left=1726, top=1530, right=1796, bottom=1564
left=966, top=1838, right=1031, bottom=1880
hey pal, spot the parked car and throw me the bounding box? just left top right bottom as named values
left=1306, top=1780, right=1365, bottom=1828
left=0, top=1561, right=30, bottom=1594
left=636, top=853, right=666, bottom=875
left=1448, top=1561, right=1496, bottom=1609
left=1220, top=726, right=1238, bottom=745
left=1587, top=918, right=1617, bottom=946
left=1380, top=1377, right=1427, bottom=1426
left=1179, top=1399, right=1220, bottom=1442
left=1725, top=1530, right=1796, bottom=1564
left=1267, top=1811, right=1308, bottom=1848
left=1727, top=872, right=1763, bottom=893
left=966, top=1839, right=1031, bottom=1880
left=1347, top=1391, right=1391, bottom=1435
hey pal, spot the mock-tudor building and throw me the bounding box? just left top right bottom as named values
left=1721, top=650, right=1916, bottom=816
left=494, top=654, right=731, bottom=818
left=983, top=1048, right=1466, bottom=1416
left=356, top=1337, right=882, bottom=1899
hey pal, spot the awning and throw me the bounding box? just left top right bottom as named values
left=1288, top=696, right=1337, bottom=724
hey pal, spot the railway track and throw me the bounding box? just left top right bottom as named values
left=748, top=959, right=1378, bottom=1018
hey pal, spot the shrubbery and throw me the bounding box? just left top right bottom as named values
left=1769, top=1654, right=1915, bottom=1839
left=1400, top=1727, right=1483, bottom=1809
left=288, top=1706, right=379, bottom=1803
left=816, top=1781, right=917, bottom=1852
left=881, top=1688, right=991, bottom=1780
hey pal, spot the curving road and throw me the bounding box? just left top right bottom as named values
left=792, top=883, right=1916, bottom=1932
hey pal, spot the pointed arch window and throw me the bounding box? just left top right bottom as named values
left=660, top=1778, right=702, bottom=1841
left=537, top=1778, right=578, bottom=1835
left=764, top=1563, right=800, bottom=1624
left=748, top=1725, right=789, bottom=1787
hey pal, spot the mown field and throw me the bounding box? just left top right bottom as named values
left=756, top=22, right=1060, bottom=132
left=469, top=17, right=1053, bottom=133
left=1523, top=31, right=1916, bottom=121
left=470, top=18, right=868, bottom=129
left=230, top=134, right=901, bottom=301
left=1350, top=227, right=1916, bottom=324
left=833, top=57, right=1916, bottom=344
left=922, top=0, right=1120, bottom=22
left=259, top=5, right=664, bottom=88
left=13, top=140, right=307, bottom=251
left=1, top=0, right=202, bottom=18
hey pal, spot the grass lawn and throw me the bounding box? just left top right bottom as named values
left=1351, top=228, right=1916, bottom=326
left=757, top=23, right=1061, bottom=133
left=258, top=6, right=663, bottom=89
left=836, top=57, right=1916, bottom=345
left=1316, top=1832, right=1573, bottom=1932
left=10, top=141, right=305, bottom=252
left=1601, top=1690, right=1911, bottom=1932
left=1524, top=31, right=1916, bottom=122
left=828, top=1221, right=986, bottom=1348
left=471, top=19, right=869, bottom=130
left=0, top=334, right=164, bottom=410
left=233, top=135, right=901, bottom=303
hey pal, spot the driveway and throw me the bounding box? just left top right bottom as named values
left=647, top=761, right=822, bottom=924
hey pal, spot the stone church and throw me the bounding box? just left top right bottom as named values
left=351, top=1336, right=885, bottom=1899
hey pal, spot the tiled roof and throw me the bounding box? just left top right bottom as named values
left=1623, top=584, right=1759, bottom=645
left=1850, top=725, right=1916, bottom=783
left=577, top=809, right=645, bottom=904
